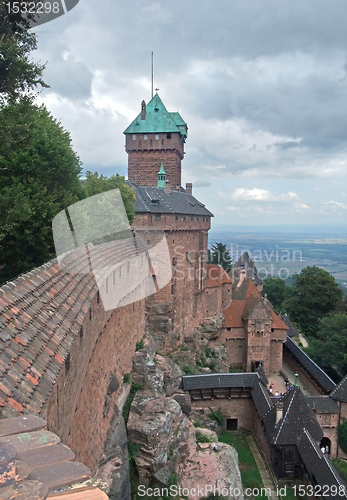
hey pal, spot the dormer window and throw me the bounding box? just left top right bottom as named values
left=151, top=199, right=159, bottom=204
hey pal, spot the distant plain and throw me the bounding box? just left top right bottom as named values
left=209, top=225, right=347, bottom=294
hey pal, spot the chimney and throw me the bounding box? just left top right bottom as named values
left=186, top=183, right=192, bottom=195
left=141, top=100, right=146, bottom=120
left=237, top=269, right=246, bottom=288
left=165, top=180, right=171, bottom=195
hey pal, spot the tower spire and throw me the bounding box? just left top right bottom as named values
left=157, top=160, right=166, bottom=188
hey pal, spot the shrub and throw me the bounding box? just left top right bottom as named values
left=338, top=420, right=347, bottom=454
left=184, top=365, right=195, bottom=375
left=136, top=339, right=144, bottom=351
left=208, top=360, right=217, bottom=370
left=193, top=420, right=203, bottom=428
left=180, top=343, right=189, bottom=351
left=209, top=408, right=225, bottom=426
left=196, top=430, right=212, bottom=443
left=123, top=373, right=131, bottom=383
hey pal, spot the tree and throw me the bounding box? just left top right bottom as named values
left=208, top=242, right=232, bottom=272
left=304, top=312, right=347, bottom=382
left=262, top=276, right=289, bottom=312
left=82, top=171, right=135, bottom=225
left=0, top=3, right=47, bottom=101
left=283, top=266, right=343, bottom=336
left=338, top=420, right=347, bottom=454
left=0, top=97, right=82, bottom=282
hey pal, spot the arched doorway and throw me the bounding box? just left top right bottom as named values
left=320, top=437, right=331, bottom=455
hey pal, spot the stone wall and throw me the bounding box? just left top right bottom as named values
left=126, top=132, right=184, bottom=188
left=191, top=395, right=256, bottom=432
left=135, top=213, right=211, bottom=337
left=282, top=348, right=325, bottom=395
left=43, top=292, right=145, bottom=472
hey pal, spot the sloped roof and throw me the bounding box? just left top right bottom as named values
left=251, top=381, right=272, bottom=418
left=272, top=386, right=323, bottom=446
left=206, top=265, right=232, bottom=288
left=0, top=239, right=137, bottom=418
left=123, top=93, right=187, bottom=136
left=305, top=396, right=339, bottom=414
left=330, top=374, right=347, bottom=402
left=298, top=430, right=347, bottom=499
left=281, top=314, right=297, bottom=338
left=129, top=182, right=213, bottom=217
left=223, top=300, right=246, bottom=328
left=0, top=415, right=107, bottom=499
left=232, top=252, right=263, bottom=285
left=284, top=337, right=336, bottom=393
left=182, top=372, right=258, bottom=391
left=233, top=277, right=259, bottom=300
left=271, top=309, right=289, bottom=330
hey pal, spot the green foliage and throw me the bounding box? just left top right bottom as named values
left=81, top=171, right=135, bottom=225
left=136, top=339, right=145, bottom=351
left=218, top=432, right=267, bottom=499
left=337, top=420, right=347, bottom=454
left=209, top=408, right=225, bottom=426
left=283, top=266, right=343, bottom=336
left=123, top=373, right=131, bottom=383
left=0, top=4, right=48, bottom=101
left=122, top=381, right=143, bottom=424
left=180, top=343, right=189, bottom=351
left=201, top=494, right=228, bottom=500
left=331, top=457, right=347, bottom=483
left=183, top=365, right=195, bottom=375
left=208, top=360, right=217, bottom=371
left=193, top=420, right=203, bottom=428
left=0, top=97, right=82, bottom=282
left=262, top=276, right=289, bottom=312
left=195, top=430, right=212, bottom=443
left=304, top=312, right=347, bottom=381
left=208, top=242, right=232, bottom=271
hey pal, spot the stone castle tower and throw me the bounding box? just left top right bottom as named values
left=123, top=93, right=187, bottom=188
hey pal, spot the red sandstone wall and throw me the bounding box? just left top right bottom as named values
left=135, top=213, right=210, bottom=336
left=43, top=292, right=145, bottom=472
left=191, top=396, right=256, bottom=431
left=206, top=288, right=222, bottom=317
left=269, top=340, right=284, bottom=373
left=126, top=132, right=184, bottom=187
left=253, top=413, right=271, bottom=461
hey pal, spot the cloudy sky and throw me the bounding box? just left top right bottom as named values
left=32, top=0, right=347, bottom=227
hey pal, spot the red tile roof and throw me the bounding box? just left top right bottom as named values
left=0, top=415, right=108, bottom=499
left=0, top=239, right=137, bottom=418
left=206, top=264, right=232, bottom=288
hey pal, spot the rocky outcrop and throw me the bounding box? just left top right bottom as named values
left=127, top=391, right=189, bottom=484
left=96, top=405, right=130, bottom=500
left=132, top=338, right=183, bottom=395
left=179, top=425, right=244, bottom=500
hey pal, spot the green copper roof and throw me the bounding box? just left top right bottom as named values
left=157, top=161, right=166, bottom=188
left=158, top=161, right=166, bottom=175
left=123, top=93, right=187, bottom=136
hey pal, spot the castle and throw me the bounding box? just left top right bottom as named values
left=0, top=92, right=347, bottom=499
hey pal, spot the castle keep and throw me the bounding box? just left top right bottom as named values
left=1, top=92, right=346, bottom=499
